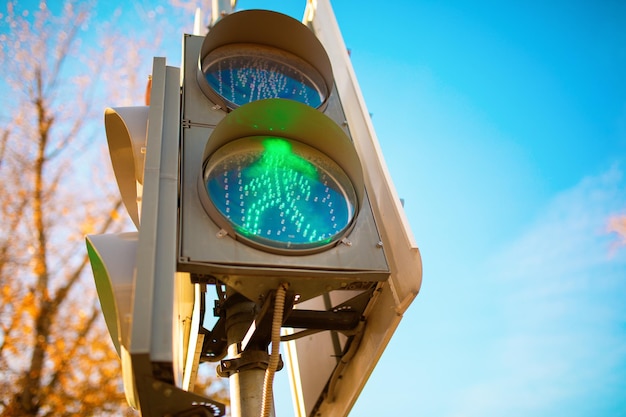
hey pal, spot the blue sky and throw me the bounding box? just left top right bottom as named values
left=244, top=1, right=626, bottom=416
left=322, top=1, right=626, bottom=416
left=7, top=0, right=624, bottom=415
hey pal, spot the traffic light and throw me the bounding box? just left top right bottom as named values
left=177, top=8, right=390, bottom=304
left=176, top=7, right=421, bottom=416
left=86, top=58, right=225, bottom=416
left=87, top=2, right=421, bottom=416
left=85, top=104, right=149, bottom=408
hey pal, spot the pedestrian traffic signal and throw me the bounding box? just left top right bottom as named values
left=87, top=4, right=421, bottom=417
left=177, top=9, right=390, bottom=304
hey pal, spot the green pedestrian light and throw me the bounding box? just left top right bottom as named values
left=197, top=98, right=363, bottom=256
left=202, top=136, right=357, bottom=253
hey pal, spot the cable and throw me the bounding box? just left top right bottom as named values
left=326, top=320, right=365, bottom=403
left=260, top=283, right=288, bottom=417
left=280, top=328, right=323, bottom=342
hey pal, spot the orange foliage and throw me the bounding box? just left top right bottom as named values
left=0, top=1, right=228, bottom=415
left=0, top=1, right=136, bottom=415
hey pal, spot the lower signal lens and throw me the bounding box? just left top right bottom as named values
left=201, top=136, right=358, bottom=253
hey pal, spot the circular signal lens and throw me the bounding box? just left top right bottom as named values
left=202, top=136, right=357, bottom=253
left=200, top=44, right=328, bottom=110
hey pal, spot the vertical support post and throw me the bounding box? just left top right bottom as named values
left=222, top=292, right=273, bottom=417
left=211, top=0, right=235, bottom=26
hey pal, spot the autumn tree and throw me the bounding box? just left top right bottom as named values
left=0, top=0, right=228, bottom=415
left=0, top=1, right=153, bottom=415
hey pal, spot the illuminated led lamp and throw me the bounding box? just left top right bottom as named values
left=196, top=9, right=333, bottom=111
left=197, top=98, right=364, bottom=255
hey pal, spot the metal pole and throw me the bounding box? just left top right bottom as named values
left=211, top=0, right=236, bottom=26
left=208, top=1, right=276, bottom=414
left=228, top=345, right=267, bottom=417
left=223, top=291, right=274, bottom=417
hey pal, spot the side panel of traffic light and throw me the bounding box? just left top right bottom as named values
left=87, top=56, right=226, bottom=416
left=284, top=1, right=423, bottom=416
